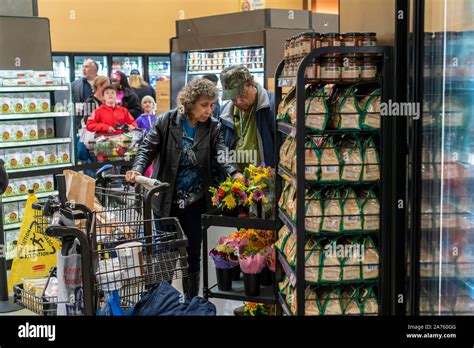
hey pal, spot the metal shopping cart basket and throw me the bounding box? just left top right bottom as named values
left=14, top=170, right=188, bottom=315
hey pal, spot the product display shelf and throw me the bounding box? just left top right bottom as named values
left=1, top=190, right=59, bottom=204
left=274, top=46, right=393, bottom=316
left=0, top=111, right=69, bottom=121
left=201, top=209, right=277, bottom=306
left=188, top=68, right=263, bottom=75
left=0, top=137, right=72, bottom=149
left=0, top=86, right=68, bottom=92
left=0, top=76, right=75, bottom=268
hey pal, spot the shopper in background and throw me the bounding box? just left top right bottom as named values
left=110, top=71, right=142, bottom=119
left=125, top=78, right=240, bottom=299
left=77, top=76, right=110, bottom=165
left=218, top=65, right=275, bottom=170
left=202, top=73, right=220, bottom=119
left=86, top=86, right=137, bottom=135
left=136, top=96, right=156, bottom=134
left=129, top=69, right=156, bottom=102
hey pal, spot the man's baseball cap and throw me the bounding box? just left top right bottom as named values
left=220, top=65, right=253, bottom=100
left=130, top=69, right=140, bottom=75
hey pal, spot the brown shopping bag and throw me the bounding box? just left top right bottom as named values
left=63, top=170, right=96, bottom=210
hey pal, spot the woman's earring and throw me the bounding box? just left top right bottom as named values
left=177, top=105, right=185, bottom=114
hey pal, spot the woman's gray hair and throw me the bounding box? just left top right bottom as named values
left=176, top=78, right=217, bottom=115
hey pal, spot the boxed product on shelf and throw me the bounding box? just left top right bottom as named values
left=30, top=176, right=42, bottom=192
left=24, top=120, right=39, bottom=140
left=14, top=179, right=29, bottom=196
left=56, top=143, right=70, bottom=163
left=10, top=93, right=25, bottom=113
left=5, top=148, right=21, bottom=169
left=32, top=146, right=46, bottom=167
left=18, top=200, right=27, bottom=221
left=45, top=145, right=57, bottom=164
left=3, top=201, right=19, bottom=225
left=3, top=177, right=15, bottom=196
left=42, top=175, right=55, bottom=192
left=45, top=118, right=55, bottom=138
left=0, top=70, right=32, bottom=79
left=1, top=79, right=28, bottom=87
left=1, top=121, right=14, bottom=141
left=32, top=71, right=54, bottom=79
left=37, top=92, right=51, bottom=113
left=37, top=119, right=47, bottom=139
left=0, top=94, right=11, bottom=114
left=19, top=147, right=33, bottom=167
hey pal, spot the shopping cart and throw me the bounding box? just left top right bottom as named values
left=89, top=126, right=144, bottom=161
left=15, top=169, right=189, bottom=315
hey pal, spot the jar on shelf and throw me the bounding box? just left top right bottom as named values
left=320, top=56, right=341, bottom=82
left=342, top=33, right=362, bottom=47
left=284, top=39, right=290, bottom=59
left=294, top=34, right=302, bottom=58
left=305, top=59, right=317, bottom=80
left=321, top=33, right=342, bottom=47
left=341, top=53, right=362, bottom=81
left=360, top=54, right=377, bottom=80
left=289, top=36, right=296, bottom=59
left=361, top=32, right=377, bottom=46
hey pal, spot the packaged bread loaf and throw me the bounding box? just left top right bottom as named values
left=316, top=137, right=340, bottom=182
left=285, top=185, right=297, bottom=220
left=305, top=190, right=323, bottom=234
left=332, top=86, right=362, bottom=129
left=279, top=136, right=294, bottom=170
left=359, top=190, right=380, bottom=231
left=305, top=238, right=322, bottom=283
left=305, top=287, right=321, bottom=315
left=305, top=87, right=329, bottom=132
left=342, top=238, right=362, bottom=281
left=277, top=88, right=295, bottom=123
left=342, top=188, right=362, bottom=231
left=278, top=182, right=290, bottom=211
left=287, top=241, right=298, bottom=266
left=342, top=287, right=361, bottom=315
left=359, top=286, right=379, bottom=315
left=285, top=137, right=297, bottom=171
left=290, top=138, right=320, bottom=181
left=278, top=275, right=290, bottom=294
left=361, top=237, right=379, bottom=280
left=322, top=189, right=342, bottom=233
left=283, top=233, right=297, bottom=261
left=360, top=89, right=381, bottom=129
left=362, top=138, right=380, bottom=181
left=275, top=225, right=291, bottom=252
left=319, top=288, right=343, bottom=315
left=288, top=99, right=298, bottom=125
left=339, top=135, right=363, bottom=181
left=320, top=239, right=342, bottom=282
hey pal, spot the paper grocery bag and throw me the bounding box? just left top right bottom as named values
left=63, top=170, right=96, bottom=210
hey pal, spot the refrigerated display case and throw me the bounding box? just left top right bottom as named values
left=148, top=56, right=170, bottom=86
left=170, top=9, right=338, bottom=108
left=52, top=55, right=71, bottom=83
left=111, top=55, right=144, bottom=77
left=408, top=0, right=474, bottom=316
left=74, top=55, right=108, bottom=80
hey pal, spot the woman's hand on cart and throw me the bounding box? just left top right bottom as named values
left=125, top=170, right=141, bottom=183
left=125, top=170, right=169, bottom=191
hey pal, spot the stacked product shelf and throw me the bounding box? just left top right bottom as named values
left=0, top=70, right=74, bottom=265
left=274, top=45, right=393, bottom=316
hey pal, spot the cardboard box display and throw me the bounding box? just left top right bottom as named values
left=12, top=122, right=27, bottom=142
left=3, top=178, right=15, bottom=196
left=20, top=147, right=33, bottom=167
left=18, top=200, right=27, bottom=221
left=23, top=120, right=39, bottom=140
left=1, top=79, right=28, bottom=87
left=5, top=149, right=21, bottom=169
left=37, top=93, right=51, bottom=113
left=29, top=176, right=43, bottom=193
left=32, top=71, right=54, bottom=79
left=0, top=70, right=32, bottom=79
left=37, top=119, right=47, bottom=139
left=42, top=175, right=55, bottom=192
left=32, top=146, right=46, bottom=167
left=45, top=118, right=55, bottom=138
left=3, top=202, right=19, bottom=225
left=57, top=143, right=70, bottom=163
left=45, top=145, right=57, bottom=165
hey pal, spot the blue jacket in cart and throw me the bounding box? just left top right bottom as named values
left=132, top=282, right=216, bottom=316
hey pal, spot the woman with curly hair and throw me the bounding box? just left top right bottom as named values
left=126, top=78, right=241, bottom=298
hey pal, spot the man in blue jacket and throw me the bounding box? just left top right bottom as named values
left=218, top=65, right=275, bottom=170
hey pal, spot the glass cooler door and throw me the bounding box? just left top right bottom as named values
left=418, top=0, right=474, bottom=315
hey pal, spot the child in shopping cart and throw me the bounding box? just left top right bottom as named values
left=86, top=86, right=138, bottom=136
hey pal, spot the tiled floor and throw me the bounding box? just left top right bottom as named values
left=2, top=226, right=243, bottom=316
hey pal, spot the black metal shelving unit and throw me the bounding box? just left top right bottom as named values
left=201, top=209, right=277, bottom=306
left=274, top=46, right=394, bottom=316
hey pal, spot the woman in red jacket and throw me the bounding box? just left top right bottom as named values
left=86, top=85, right=137, bottom=135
